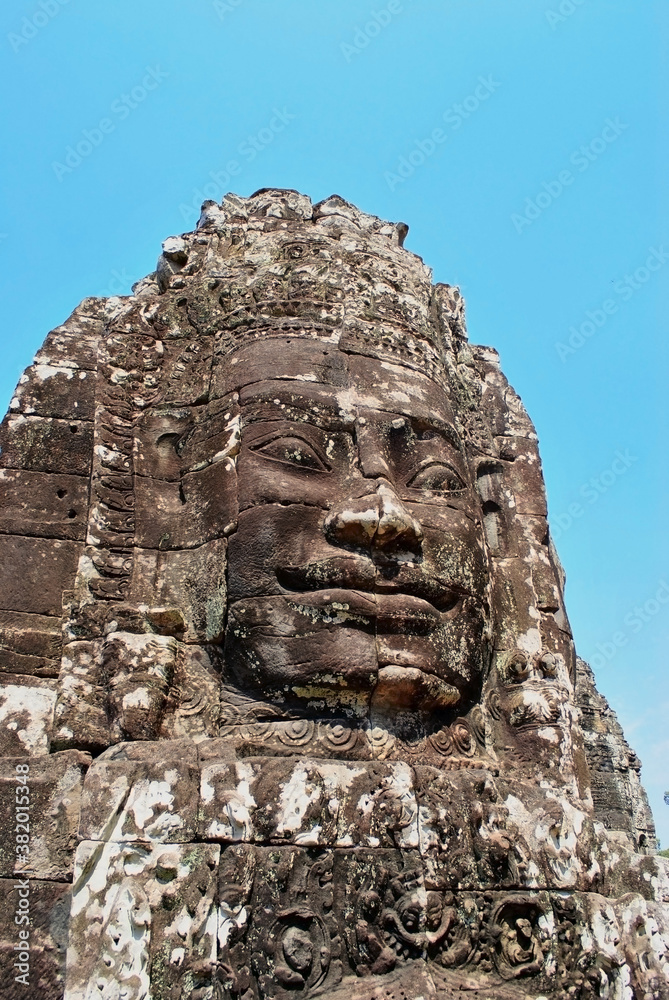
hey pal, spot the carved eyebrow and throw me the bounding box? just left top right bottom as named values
left=240, top=385, right=348, bottom=410
left=241, top=419, right=335, bottom=450
left=407, top=416, right=463, bottom=452
left=240, top=401, right=354, bottom=432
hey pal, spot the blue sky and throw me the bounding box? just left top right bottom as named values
left=1, top=0, right=667, bottom=841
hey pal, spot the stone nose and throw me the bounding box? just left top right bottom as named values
left=324, top=481, right=423, bottom=554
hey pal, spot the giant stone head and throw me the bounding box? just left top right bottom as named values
left=0, top=188, right=572, bottom=763
left=1, top=190, right=666, bottom=1000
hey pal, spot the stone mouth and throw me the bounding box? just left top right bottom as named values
left=282, top=587, right=461, bottom=628
left=277, top=576, right=464, bottom=620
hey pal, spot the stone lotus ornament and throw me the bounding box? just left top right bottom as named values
left=0, top=188, right=667, bottom=999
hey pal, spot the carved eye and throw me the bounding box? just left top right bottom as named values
left=156, top=432, right=181, bottom=455
left=537, top=652, right=558, bottom=678
left=408, top=463, right=465, bottom=493
left=415, top=427, right=439, bottom=441
left=505, top=651, right=530, bottom=683
left=251, top=436, right=328, bottom=471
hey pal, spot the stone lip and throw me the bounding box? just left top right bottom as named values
left=282, top=588, right=451, bottom=625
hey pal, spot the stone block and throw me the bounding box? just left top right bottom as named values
left=52, top=640, right=110, bottom=753
left=332, top=849, right=485, bottom=977
left=326, top=963, right=440, bottom=1000
left=103, top=631, right=177, bottom=742
left=100, top=737, right=199, bottom=763
left=34, top=325, right=99, bottom=372
left=218, top=844, right=342, bottom=1000
left=493, top=436, right=547, bottom=516
left=199, top=756, right=419, bottom=849
left=0, top=610, right=61, bottom=678
left=416, top=767, right=603, bottom=895
left=0, top=415, right=93, bottom=476
left=0, top=674, right=57, bottom=757
left=0, top=469, right=89, bottom=541
left=134, top=461, right=237, bottom=549
left=63, top=840, right=219, bottom=1000
left=0, top=535, right=81, bottom=616
left=79, top=756, right=199, bottom=843
left=9, top=366, right=95, bottom=421
left=130, top=538, right=227, bottom=643
left=159, top=643, right=221, bottom=741
left=0, top=878, right=71, bottom=1000
left=32, top=300, right=103, bottom=371
left=0, top=751, right=90, bottom=879
left=488, top=556, right=542, bottom=651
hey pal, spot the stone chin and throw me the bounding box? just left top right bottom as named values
left=223, top=588, right=487, bottom=718
left=371, top=665, right=461, bottom=714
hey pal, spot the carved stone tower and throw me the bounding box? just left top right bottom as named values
left=0, top=190, right=667, bottom=999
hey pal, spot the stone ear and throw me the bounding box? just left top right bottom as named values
left=134, top=409, right=193, bottom=481
left=475, top=460, right=508, bottom=556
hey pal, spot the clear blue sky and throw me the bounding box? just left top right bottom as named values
left=1, top=0, right=667, bottom=841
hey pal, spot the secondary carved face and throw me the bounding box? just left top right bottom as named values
left=223, top=338, right=489, bottom=718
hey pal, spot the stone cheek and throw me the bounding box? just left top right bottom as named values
left=0, top=189, right=666, bottom=999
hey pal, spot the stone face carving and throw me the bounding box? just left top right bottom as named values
left=0, top=188, right=667, bottom=999
left=222, top=345, right=488, bottom=725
